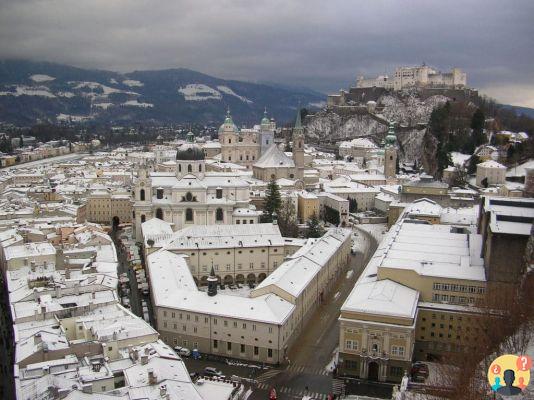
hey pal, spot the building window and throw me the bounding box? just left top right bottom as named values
left=156, top=188, right=163, bottom=199
left=254, top=346, right=259, bottom=356
left=141, top=214, right=146, bottom=223
left=186, top=208, right=193, bottom=222
left=185, top=192, right=193, bottom=201
left=156, top=208, right=163, bottom=220
left=140, top=189, right=145, bottom=201
left=213, top=340, right=218, bottom=349
left=188, top=164, right=192, bottom=173
left=216, top=188, right=222, bottom=199
left=216, top=208, right=224, bottom=221
left=240, top=344, right=245, bottom=353
left=345, top=360, right=359, bottom=370
left=268, top=348, right=273, bottom=358
left=345, top=340, right=358, bottom=351
left=390, top=366, right=404, bottom=376
left=178, top=164, right=182, bottom=172
left=199, top=164, right=202, bottom=172
left=227, top=342, right=232, bottom=351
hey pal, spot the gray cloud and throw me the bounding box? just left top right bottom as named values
left=1, top=0, right=533, bottom=106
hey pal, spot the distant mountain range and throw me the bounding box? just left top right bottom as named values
left=501, top=104, right=534, bottom=119
left=0, top=60, right=326, bottom=126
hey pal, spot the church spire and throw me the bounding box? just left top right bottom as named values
left=207, top=262, right=218, bottom=297
left=294, top=107, right=302, bottom=130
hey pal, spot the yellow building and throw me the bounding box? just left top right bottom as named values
left=297, top=191, right=319, bottom=223
left=339, top=220, right=487, bottom=382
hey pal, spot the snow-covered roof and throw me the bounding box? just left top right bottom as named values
left=147, top=249, right=294, bottom=324
left=477, top=160, right=506, bottom=169
left=342, top=279, right=419, bottom=319
left=253, top=144, right=295, bottom=168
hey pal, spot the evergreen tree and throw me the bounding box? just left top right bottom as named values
left=19, top=135, right=23, bottom=148
left=428, top=103, right=453, bottom=177
left=277, top=198, right=299, bottom=237
left=467, top=155, right=480, bottom=174
left=306, top=214, right=324, bottom=238
left=348, top=198, right=358, bottom=213
left=471, top=108, right=486, bottom=148
left=261, top=179, right=282, bottom=222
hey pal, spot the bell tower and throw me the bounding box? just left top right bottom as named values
left=384, top=121, right=398, bottom=179
left=292, top=108, right=305, bottom=179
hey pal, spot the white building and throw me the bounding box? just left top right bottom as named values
left=476, top=160, right=506, bottom=187
left=133, top=132, right=260, bottom=238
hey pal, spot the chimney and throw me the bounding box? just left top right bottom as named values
left=148, top=368, right=157, bottom=385
left=144, top=347, right=150, bottom=355
left=132, top=348, right=139, bottom=361
left=159, top=385, right=167, bottom=397
left=140, top=354, right=148, bottom=365
left=34, top=332, right=42, bottom=345
left=81, top=384, right=92, bottom=394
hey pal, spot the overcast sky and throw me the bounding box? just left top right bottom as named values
left=1, top=0, right=533, bottom=107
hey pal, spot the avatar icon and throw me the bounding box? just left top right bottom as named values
left=496, top=369, right=522, bottom=396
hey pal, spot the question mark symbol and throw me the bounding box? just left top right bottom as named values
left=516, top=355, right=532, bottom=372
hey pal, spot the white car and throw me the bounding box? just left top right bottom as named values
left=174, top=346, right=191, bottom=357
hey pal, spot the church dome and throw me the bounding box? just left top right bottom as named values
left=176, top=131, right=205, bottom=161
left=260, top=109, right=270, bottom=125
left=218, top=110, right=238, bottom=133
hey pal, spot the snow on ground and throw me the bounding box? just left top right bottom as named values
left=178, top=84, right=222, bottom=101
left=57, top=91, right=75, bottom=98
left=216, top=85, right=252, bottom=103
left=122, top=79, right=144, bottom=87
left=357, top=223, right=387, bottom=244
left=0, top=85, right=56, bottom=98
left=109, top=78, right=118, bottom=84
left=94, top=102, right=114, bottom=109
left=29, top=74, right=55, bottom=82
left=309, top=101, right=326, bottom=108
left=56, top=113, right=92, bottom=122
left=325, top=347, right=339, bottom=372
left=507, top=159, right=534, bottom=178
left=451, top=152, right=471, bottom=167
left=198, top=284, right=253, bottom=298
left=70, top=81, right=139, bottom=97
left=122, top=100, right=153, bottom=108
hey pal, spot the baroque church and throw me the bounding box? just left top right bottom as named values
left=132, top=131, right=261, bottom=238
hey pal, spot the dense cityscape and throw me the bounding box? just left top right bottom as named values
left=0, top=1, right=533, bottom=400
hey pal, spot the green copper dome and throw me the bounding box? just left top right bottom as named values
left=261, top=109, right=270, bottom=125
left=385, top=121, right=397, bottom=146
left=219, top=109, right=238, bottom=133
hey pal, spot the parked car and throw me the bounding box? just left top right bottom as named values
left=174, top=346, right=191, bottom=357
left=204, top=367, right=224, bottom=378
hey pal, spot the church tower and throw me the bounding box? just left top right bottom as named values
left=259, top=108, right=275, bottom=157
left=292, top=108, right=305, bottom=179
left=175, top=131, right=205, bottom=180
left=384, top=121, right=398, bottom=179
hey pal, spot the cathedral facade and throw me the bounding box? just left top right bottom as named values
left=132, top=131, right=260, bottom=238
left=219, top=110, right=275, bottom=169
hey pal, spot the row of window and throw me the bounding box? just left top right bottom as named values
left=432, top=293, right=476, bottom=304
left=213, top=340, right=273, bottom=358
left=191, top=248, right=277, bottom=256
left=344, top=340, right=405, bottom=356
left=161, top=312, right=272, bottom=333
left=432, top=283, right=485, bottom=294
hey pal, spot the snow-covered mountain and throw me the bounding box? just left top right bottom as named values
left=0, top=60, right=325, bottom=125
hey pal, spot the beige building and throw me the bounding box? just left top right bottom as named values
left=297, top=191, right=320, bottom=223
left=148, top=228, right=351, bottom=364
left=476, top=160, right=506, bottom=187
left=339, top=220, right=487, bottom=382
left=219, top=111, right=275, bottom=169
left=86, top=190, right=132, bottom=225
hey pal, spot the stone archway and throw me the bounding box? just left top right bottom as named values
left=235, top=274, right=245, bottom=284
left=247, top=273, right=256, bottom=284
left=258, top=273, right=267, bottom=283
left=368, top=361, right=379, bottom=381
left=224, top=275, right=234, bottom=285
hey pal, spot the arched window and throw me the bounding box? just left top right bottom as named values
left=199, top=164, right=202, bottom=172
left=156, top=189, right=163, bottom=199
left=141, top=214, right=146, bottom=223
left=185, top=192, right=193, bottom=202
left=140, top=189, right=145, bottom=201
left=216, top=208, right=224, bottom=222
left=178, top=164, right=182, bottom=172
left=188, top=164, right=192, bottom=173
left=156, top=208, right=163, bottom=220
left=132, top=211, right=135, bottom=219
left=186, top=208, right=193, bottom=222
left=216, top=189, right=223, bottom=199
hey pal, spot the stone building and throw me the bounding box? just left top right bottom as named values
left=252, top=109, right=305, bottom=182
left=384, top=122, right=398, bottom=179
left=132, top=131, right=260, bottom=238
left=219, top=110, right=275, bottom=169
left=86, top=191, right=132, bottom=225
left=476, top=160, right=506, bottom=187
